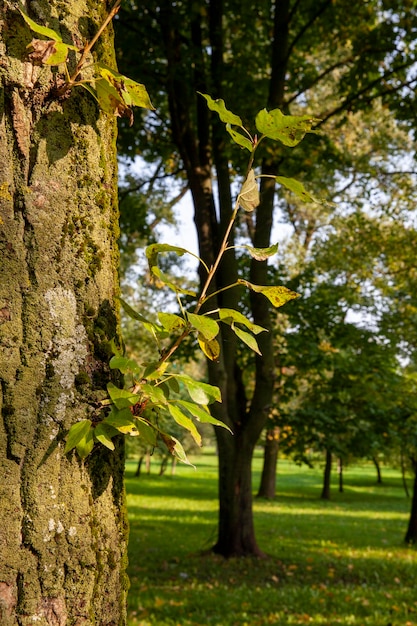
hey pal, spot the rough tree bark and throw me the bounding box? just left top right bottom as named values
left=0, top=2, right=128, bottom=624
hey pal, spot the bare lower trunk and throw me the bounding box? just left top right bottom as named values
left=338, top=457, right=343, bottom=493
left=0, top=3, right=127, bottom=624
left=321, top=449, right=332, bottom=500
left=372, top=456, right=382, bottom=484
left=405, top=460, right=417, bottom=544
left=257, top=427, right=280, bottom=499
left=213, top=430, right=265, bottom=557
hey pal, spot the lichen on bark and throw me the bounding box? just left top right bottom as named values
left=0, top=2, right=127, bottom=624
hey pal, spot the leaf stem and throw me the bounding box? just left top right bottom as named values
left=58, top=0, right=122, bottom=96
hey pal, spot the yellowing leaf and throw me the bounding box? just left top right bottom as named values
left=97, top=63, right=155, bottom=111
left=218, top=308, right=266, bottom=334
left=226, top=124, right=253, bottom=152
left=238, top=169, right=259, bottom=211
left=168, top=404, right=202, bottom=446
left=19, top=9, right=63, bottom=42
left=198, top=335, right=221, bottom=361
left=238, top=279, right=300, bottom=307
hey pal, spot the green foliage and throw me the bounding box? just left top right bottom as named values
left=18, top=4, right=153, bottom=124
left=65, top=95, right=326, bottom=463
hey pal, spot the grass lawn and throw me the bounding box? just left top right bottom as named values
left=125, top=449, right=417, bottom=626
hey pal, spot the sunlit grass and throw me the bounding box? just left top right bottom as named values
left=125, top=451, right=417, bottom=625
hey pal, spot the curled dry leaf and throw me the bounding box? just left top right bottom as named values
left=27, top=39, right=57, bottom=65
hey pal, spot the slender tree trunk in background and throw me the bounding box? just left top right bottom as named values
left=405, top=459, right=417, bottom=544
left=372, top=456, right=382, bottom=484
left=0, top=3, right=128, bottom=624
left=338, top=457, right=343, bottom=493
left=321, top=450, right=332, bottom=500
left=257, top=427, right=280, bottom=499
left=401, top=451, right=410, bottom=498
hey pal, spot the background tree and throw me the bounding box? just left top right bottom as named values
left=0, top=2, right=134, bottom=623
left=115, top=0, right=417, bottom=556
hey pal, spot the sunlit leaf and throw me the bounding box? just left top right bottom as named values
left=276, top=176, right=323, bottom=204
left=238, top=169, right=259, bottom=211
left=151, top=266, right=195, bottom=296
left=65, top=419, right=92, bottom=454
left=176, top=400, right=233, bottom=433
left=146, top=243, right=189, bottom=270
left=255, top=108, right=321, bottom=147
left=97, top=63, right=155, bottom=110
left=238, top=279, right=300, bottom=307
left=143, top=361, right=169, bottom=380
left=168, top=404, right=202, bottom=446
left=19, top=9, right=63, bottom=41
left=159, top=432, right=195, bottom=466
left=218, top=308, right=266, bottom=334
left=135, top=418, right=158, bottom=446
left=141, top=383, right=168, bottom=406
left=107, top=382, right=140, bottom=409
left=241, top=242, right=279, bottom=261
left=96, top=77, right=133, bottom=125
left=118, top=298, right=163, bottom=337
left=174, top=375, right=221, bottom=404
left=187, top=312, right=219, bottom=341
left=109, top=355, right=141, bottom=375
left=158, top=312, right=186, bottom=333
left=198, top=335, right=221, bottom=361
left=232, top=323, right=262, bottom=355
left=93, top=422, right=118, bottom=450
left=198, top=93, right=243, bottom=126
left=225, top=124, right=253, bottom=152
left=103, top=407, right=138, bottom=434
left=76, top=427, right=94, bottom=459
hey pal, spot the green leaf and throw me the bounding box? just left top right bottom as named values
left=146, top=243, right=189, bottom=271
left=174, top=375, right=222, bottom=404
left=159, top=432, right=195, bottom=467
left=198, top=335, right=221, bottom=361
left=166, top=377, right=180, bottom=394
left=141, top=383, right=168, bottom=406
left=65, top=419, right=92, bottom=454
left=241, top=242, right=279, bottom=261
left=198, top=93, right=243, bottom=126
left=238, top=280, right=300, bottom=308
left=95, top=77, right=133, bottom=124
left=19, top=8, right=63, bottom=42
left=118, top=298, right=163, bottom=337
left=107, top=382, right=140, bottom=409
left=232, top=323, right=262, bottom=355
left=158, top=312, right=186, bottom=333
left=93, top=422, right=118, bottom=451
left=276, top=176, right=323, bottom=204
left=97, top=63, right=154, bottom=110
left=187, top=312, right=219, bottom=341
left=176, top=400, right=233, bottom=433
left=238, top=169, right=260, bottom=211
left=135, top=418, right=158, bottom=446
left=225, top=124, right=253, bottom=152
left=76, top=427, right=94, bottom=459
left=151, top=266, right=195, bottom=296
left=142, top=361, right=168, bottom=380
left=218, top=308, right=266, bottom=334
left=255, top=108, right=321, bottom=147
left=168, top=404, right=202, bottom=446
left=103, top=407, right=138, bottom=434
left=109, top=355, right=141, bottom=375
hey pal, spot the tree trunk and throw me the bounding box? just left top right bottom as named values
left=338, top=457, right=344, bottom=493
left=0, top=3, right=128, bottom=625
left=372, top=456, right=382, bottom=484
left=321, top=449, right=332, bottom=500
left=257, top=427, right=280, bottom=499
left=405, top=459, right=417, bottom=544
left=213, top=430, right=265, bottom=557
left=401, top=450, right=410, bottom=498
